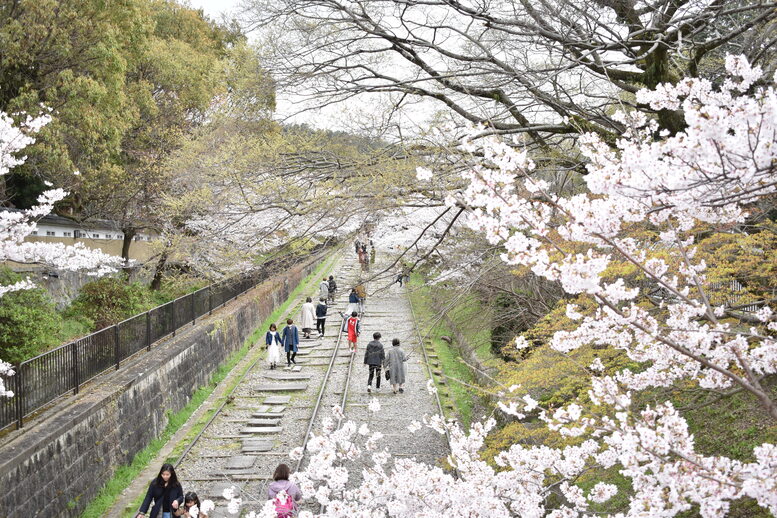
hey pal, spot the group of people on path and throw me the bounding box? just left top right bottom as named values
left=264, top=319, right=302, bottom=369
left=264, top=273, right=373, bottom=368
left=363, top=332, right=409, bottom=394
left=136, top=464, right=207, bottom=518
left=263, top=276, right=339, bottom=369
left=354, top=238, right=375, bottom=272
left=138, top=463, right=302, bottom=518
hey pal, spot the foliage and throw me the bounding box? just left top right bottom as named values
left=66, top=276, right=153, bottom=329
left=0, top=104, right=121, bottom=396
left=216, top=58, right=777, bottom=518
left=407, top=273, right=480, bottom=428
left=0, top=268, right=61, bottom=364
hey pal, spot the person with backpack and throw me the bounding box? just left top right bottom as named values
left=136, top=463, right=183, bottom=518
left=281, top=319, right=300, bottom=367
left=327, top=275, right=337, bottom=303
left=364, top=332, right=385, bottom=392
left=345, top=311, right=361, bottom=353
left=268, top=463, right=302, bottom=517
left=355, top=283, right=367, bottom=314
left=315, top=298, right=328, bottom=338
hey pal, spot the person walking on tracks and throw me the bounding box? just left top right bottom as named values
left=315, top=298, right=328, bottom=338
left=345, top=311, right=361, bottom=353
left=300, top=297, right=316, bottom=339
left=136, top=463, right=183, bottom=518
left=327, top=275, right=337, bottom=303
left=281, top=318, right=300, bottom=367
left=364, top=332, right=385, bottom=392
left=346, top=288, right=361, bottom=315
left=268, top=463, right=303, bottom=517
left=384, top=338, right=409, bottom=394
left=355, top=283, right=367, bottom=314
left=319, top=277, right=329, bottom=301
left=265, top=323, right=282, bottom=370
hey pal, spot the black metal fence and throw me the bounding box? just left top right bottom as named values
left=0, top=254, right=322, bottom=432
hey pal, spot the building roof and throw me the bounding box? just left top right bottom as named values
left=1, top=208, right=153, bottom=233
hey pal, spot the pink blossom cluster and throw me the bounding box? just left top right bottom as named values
left=223, top=55, right=777, bottom=518
left=455, top=57, right=777, bottom=399
left=449, top=55, right=777, bottom=514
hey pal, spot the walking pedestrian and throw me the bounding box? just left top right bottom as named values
left=268, top=463, right=302, bottom=517
left=370, top=245, right=376, bottom=264
left=300, top=297, right=316, bottom=339
left=364, top=332, right=385, bottom=392
left=281, top=318, right=300, bottom=367
left=360, top=244, right=369, bottom=271
left=355, top=283, right=366, bottom=314
left=346, top=311, right=361, bottom=353
left=315, top=298, right=327, bottom=338
left=327, top=275, right=337, bottom=303
left=346, top=288, right=360, bottom=315
left=265, top=323, right=282, bottom=370
left=319, top=277, right=329, bottom=301
left=174, top=492, right=210, bottom=518
left=136, top=463, right=183, bottom=518
left=384, top=338, right=409, bottom=394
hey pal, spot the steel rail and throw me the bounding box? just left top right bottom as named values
left=173, top=252, right=341, bottom=468
left=294, top=305, right=359, bottom=472
left=405, top=283, right=456, bottom=473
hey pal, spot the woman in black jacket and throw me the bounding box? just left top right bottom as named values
left=136, top=463, right=183, bottom=518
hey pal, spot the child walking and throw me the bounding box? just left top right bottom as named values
left=346, top=311, right=361, bottom=353
left=265, top=323, right=282, bottom=370
left=268, top=463, right=303, bottom=518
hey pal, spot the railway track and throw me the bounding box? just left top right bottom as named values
left=171, top=258, right=363, bottom=513
left=164, top=252, right=451, bottom=516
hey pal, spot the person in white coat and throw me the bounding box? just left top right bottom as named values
left=300, top=297, right=316, bottom=339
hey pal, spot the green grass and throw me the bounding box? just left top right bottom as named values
left=57, top=316, right=93, bottom=343
left=80, top=340, right=248, bottom=518
left=407, top=273, right=479, bottom=428
left=80, top=252, right=339, bottom=518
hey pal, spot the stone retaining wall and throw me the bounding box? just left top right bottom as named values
left=0, top=255, right=325, bottom=518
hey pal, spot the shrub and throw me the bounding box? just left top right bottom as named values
left=66, top=276, right=153, bottom=329
left=0, top=268, right=62, bottom=364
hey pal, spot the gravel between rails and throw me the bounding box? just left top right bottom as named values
left=116, top=251, right=451, bottom=517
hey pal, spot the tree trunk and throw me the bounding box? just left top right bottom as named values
left=121, top=228, right=136, bottom=275
left=150, top=250, right=168, bottom=291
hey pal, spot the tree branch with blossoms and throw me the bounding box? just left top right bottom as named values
left=217, top=54, right=777, bottom=518
left=0, top=108, right=124, bottom=397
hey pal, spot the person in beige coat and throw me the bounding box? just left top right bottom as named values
left=300, top=297, right=316, bottom=339
left=383, top=338, right=409, bottom=394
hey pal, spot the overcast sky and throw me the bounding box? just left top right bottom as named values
left=185, top=0, right=423, bottom=134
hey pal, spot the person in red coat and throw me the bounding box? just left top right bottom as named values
left=345, top=311, right=361, bottom=353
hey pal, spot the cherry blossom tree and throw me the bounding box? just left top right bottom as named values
left=223, top=56, right=777, bottom=517
left=1, top=109, right=124, bottom=397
